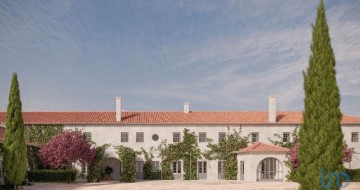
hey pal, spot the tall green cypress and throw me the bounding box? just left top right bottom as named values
left=3, top=73, right=27, bottom=188
left=298, top=1, right=344, bottom=190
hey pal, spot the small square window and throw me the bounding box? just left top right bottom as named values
left=283, top=132, right=290, bottom=143
left=251, top=133, right=259, bottom=143
left=173, top=132, right=180, bottom=143
left=199, top=132, right=207, bottom=143
left=136, top=132, right=144, bottom=142
left=351, top=132, right=359, bottom=143
left=121, top=132, right=128, bottom=142
left=83, top=132, right=92, bottom=142
left=219, top=132, right=226, bottom=142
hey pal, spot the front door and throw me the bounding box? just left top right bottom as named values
left=173, top=161, right=182, bottom=179
left=198, top=161, right=207, bottom=180
left=135, top=161, right=144, bottom=180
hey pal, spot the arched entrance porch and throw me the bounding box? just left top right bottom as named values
left=256, top=157, right=283, bottom=181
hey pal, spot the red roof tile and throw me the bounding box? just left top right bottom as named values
left=236, top=142, right=290, bottom=153
left=0, top=111, right=359, bottom=125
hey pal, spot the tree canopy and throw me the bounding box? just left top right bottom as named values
left=39, top=130, right=96, bottom=169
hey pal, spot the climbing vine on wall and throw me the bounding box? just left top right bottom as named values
left=268, top=127, right=299, bottom=149
left=115, top=145, right=141, bottom=182
left=25, top=124, right=63, bottom=170
left=141, top=147, right=161, bottom=180
left=87, top=144, right=110, bottom=182
left=157, top=140, right=175, bottom=180
left=203, top=127, right=249, bottom=180
left=25, top=124, right=64, bottom=146
left=157, top=128, right=201, bottom=180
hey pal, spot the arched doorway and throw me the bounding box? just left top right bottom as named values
left=256, top=157, right=283, bottom=181
left=100, top=157, right=121, bottom=180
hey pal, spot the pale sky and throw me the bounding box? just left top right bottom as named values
left=0, top=0, right=359, bottom=116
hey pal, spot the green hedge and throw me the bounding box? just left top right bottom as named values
left=346, top=169, right=360, bottom=182
left=27, top=170, right=77, bottom=183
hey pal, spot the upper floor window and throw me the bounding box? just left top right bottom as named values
left=199, top=132, right=207, bottom=143
left=351, top=132, right=359, bottom=143
left=173, top=132, right=181, bottom=143
left=83, top=132, right=92, bottom=142
left=251, top=132, right=259, bottom=143
left=219, top=132, right=226, bottom=142
left=283, top=132, right=290, bottom=143
left=121, top=132, right=128, bottom=143
left=136, top=132, right=144, bottom=142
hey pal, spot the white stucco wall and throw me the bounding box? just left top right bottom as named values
left=64, top=124, right=360, bottom=180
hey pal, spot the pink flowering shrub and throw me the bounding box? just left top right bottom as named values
left=39, top=130, right=96, bottom=169
left=288, top=143, right=299, bottom=168
left=288, top=142, right=355, bottom=170
left=342, top=143, right=355, bottom=163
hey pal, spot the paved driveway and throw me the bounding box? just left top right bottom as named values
left=22, top=180, right=360, bottom=190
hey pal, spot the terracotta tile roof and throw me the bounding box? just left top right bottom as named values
left=0, top=111, right=359, bottom=125
left=236, top=142, right=290, bottom=153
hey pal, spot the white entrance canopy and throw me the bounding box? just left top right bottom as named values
left=234, top=142, right=290, bottom=182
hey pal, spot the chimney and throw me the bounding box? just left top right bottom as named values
left=184, top=102, right=190, bottom=113
left=116, top=97, right=122, bottom=122
left=268, top=95, right=276, bottom=123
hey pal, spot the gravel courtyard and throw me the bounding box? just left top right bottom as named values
left=22, top=180, right=360, bottom=190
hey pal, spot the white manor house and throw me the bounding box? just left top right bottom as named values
left=0, top=96, right=359, bottom=182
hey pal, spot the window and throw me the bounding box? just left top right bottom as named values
left=240, top=161, right=244, bottom=180
left=173, top=132, right=180, bottom=143
left=83, top=132, right=92, bottom=142
left=121, top=132, right=128, bottom=142
left=218, top=161, right=224, bottom=179
left=173, top=161, right=181, bottom=173
left=199, top=132, right=207, bottom=143
left=351, top=132, right=359, bottom=142
left=81, top=163, right=87, bottom=174
left=283, top=132, right=290, bottom=143
left=136, top=132, right=144, bottom=142
left=251, top=132, right=259, bottom=142
left=136, top=161, right=144, bottom=173
left=219, top=132, right=226, bottom=142
left=152, top=161, right=160, bottom=171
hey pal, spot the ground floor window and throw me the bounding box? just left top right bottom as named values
left=152, top=161, right=160, bottom=171
left=257, top=158, right=283, bottom=181
left=173, top=161, right=181, bottom=173
left=218, top=161, right=224, bottom=179
left=240, top=161, right=244, bottom=180
left=81, top=163, right=87, bottom=174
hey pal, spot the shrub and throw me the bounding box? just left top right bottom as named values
left=346, top=169, right=360, bottom=182
left=27, top=170, right=77, bottom=183
left=39, top=130, right=96, bottom=169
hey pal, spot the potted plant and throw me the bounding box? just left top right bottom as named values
left=103, top=166, right=113, bottom=180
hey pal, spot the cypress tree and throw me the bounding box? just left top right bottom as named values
left=298, top=1, right=344, bottom=190
left=3, top=73, right=27, bottom=188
